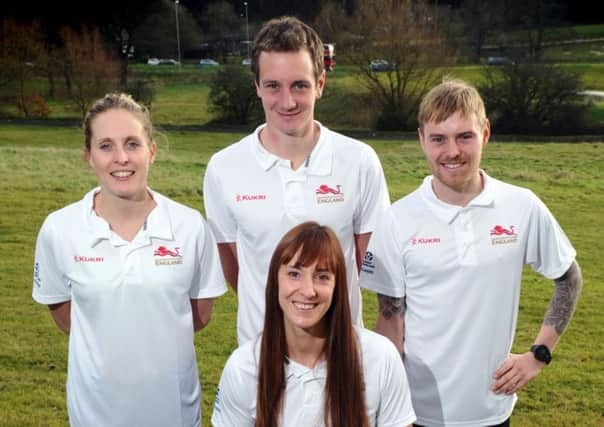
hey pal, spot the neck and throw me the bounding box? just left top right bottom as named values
left=433, top=173, right=484, bottom=207
left=285, top=324, right=327, bottom=369
left=259, top=122, right=319, bottom=170
left=94, top=190, right=156, bottom=241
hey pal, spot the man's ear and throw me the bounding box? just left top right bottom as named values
left=316, top=70, right=326, bottom=99
left=482, top=119, right=491, bottom=146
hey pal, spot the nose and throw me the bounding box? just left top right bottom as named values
left=444, top=139, right=461, bottom=158
left=298, top=275, right=317, bottom=298
left=280, top=88, right=296, bottom=110
left=113, top=145, right=129, bottom=164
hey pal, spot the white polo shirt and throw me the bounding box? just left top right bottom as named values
left=360, top=172, right=576, bottom=427
left=204, top=122, right=390, bottom=344
left=211, top=327, right=416, bottom=426
left=32, top=188, right=227, bottom=427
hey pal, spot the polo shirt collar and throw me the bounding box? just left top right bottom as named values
left=85, top=187, right=174, bottom=247
left=420, top=170, right=495, bottom=224
left=251, top=121, right=333, bottom=176
left=144, top=189, right=175, bottom=241
left=285, top=358, right=327, bottom=381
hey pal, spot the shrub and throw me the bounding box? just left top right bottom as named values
left=480, top=62, right=592, bottom=134
left=208, top=64, right=261, bottom=125
left=126, top=80, right=155, bottom=110
left=16, top=95, right=51, bottom=118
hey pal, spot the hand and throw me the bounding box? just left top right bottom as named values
left=491, top=352, right=545, bottom=395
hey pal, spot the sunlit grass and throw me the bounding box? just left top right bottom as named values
left=1, top=124, right=602, bottom=426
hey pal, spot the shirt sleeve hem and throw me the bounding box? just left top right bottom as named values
left=32, top=293, right=71, bottom=305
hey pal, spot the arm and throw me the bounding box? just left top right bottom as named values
left=48, top=301, right=71, bottom=335
left=354, top=232, right=371, bottom=273
left=217, top=242, right=239, bottom=293
left=375, top=293, right=406, bottom=357
left=492, top=261, right=583, bottom=394
left=191, top=298, right=215, bottom=332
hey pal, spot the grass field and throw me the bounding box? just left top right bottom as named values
left=0, top=123, right=603, bottom=426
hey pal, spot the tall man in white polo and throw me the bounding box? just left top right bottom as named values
left=203, top=16, right=389, bottom=344
left=361, top=78, right=583, bottom=427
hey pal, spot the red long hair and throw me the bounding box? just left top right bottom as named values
left=255, top=222, right=369, bottom=427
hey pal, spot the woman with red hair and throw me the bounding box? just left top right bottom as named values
left=212, top=221, right=415, bottom=427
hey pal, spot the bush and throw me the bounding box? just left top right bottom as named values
left=16, top=94, right=51, bottom=118
left=208, top=64, right=261, bottom=125
left=479, top=62, right=592, bottom=134
left=126, top=80, right=155, bottom=110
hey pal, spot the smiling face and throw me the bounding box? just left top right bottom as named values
left=85, top=108, right=156, bottom=202
left=278, top=253, right=335, bottom=338
left=419, top=110, right=490, bottom=205
left=255, top=49, right=325, bottom=140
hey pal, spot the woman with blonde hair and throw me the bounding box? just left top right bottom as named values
left=32, top=93, right=227, bottom=426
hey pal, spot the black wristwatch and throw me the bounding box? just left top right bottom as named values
left=530, top=344, right=552, bottom=365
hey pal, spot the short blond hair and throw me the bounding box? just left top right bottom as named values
left=418, top=78, right=487, bottom=130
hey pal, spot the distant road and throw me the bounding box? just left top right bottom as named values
left=578, top=90, right=604, bottom=98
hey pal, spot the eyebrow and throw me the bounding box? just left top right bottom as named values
left=428, top=130, right=475, bottom=138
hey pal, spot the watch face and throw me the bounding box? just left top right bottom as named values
left=532, top=345, right=552, bottom=364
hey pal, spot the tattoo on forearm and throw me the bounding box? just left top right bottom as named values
left=544, top=261, right=583, bottom=335
left=377, top=294, right=405, bottom=320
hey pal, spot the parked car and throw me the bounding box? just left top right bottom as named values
left=199, top=58, right=219, bottom=67
left=241, top=58, right=252, bottom=66
left=148, top=58, right=179, bottom=66
left=369, top=59, right=394, bottom=72
left=159, top=59, right=179, bottom=65
left=324, top=43, right=336, bottom=71
left=486, top=56, right=514, bottom=66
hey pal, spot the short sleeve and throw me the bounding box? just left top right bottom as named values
left=211, top=348, right=256, bottom=427
left=353, top=145, right=390, bottom=235
left=203, top=157, right=237, bottom=243
left=376, top=338, right=416, bottom=426
left=524, top=193, right=576, bottom=279
left=32, top=216, right=71, bottom=304
left=360, top=207, right=406, bottom=298
left=189, top=213, right=228, bottom=299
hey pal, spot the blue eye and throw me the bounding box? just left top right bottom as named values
left=127, top=140, right=141, bottom=150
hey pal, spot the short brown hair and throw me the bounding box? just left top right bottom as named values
left=418, top=78, right=487, bottom=130
left=251, top=16, right=324, bottom=83
left=83, top=93, right=153, bottom=150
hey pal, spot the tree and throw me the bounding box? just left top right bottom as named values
left=512, top=0, right=564, bottom=60
left=480, top=62, right=590, bottom=134
left=61, top=26, right=120, bottom=117
left=455, top=0, right=510, bottom=61
left=0, top=19, right=48, bottom=117
left=334, top=0, right=454, bottom=130
left=208, top=64, right=261, bottom=125
left=95, top=0, right=164, bottom=87
left=135, top=0, right=203, bottom=60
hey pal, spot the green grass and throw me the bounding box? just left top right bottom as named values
left=543, top=40, right=604, bottom=63
left=1, top=124, right=603, bottom=426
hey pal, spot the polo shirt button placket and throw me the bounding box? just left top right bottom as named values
left=282, top=168, right=307, bottom=218
left=457, top=209, right=477, bottom=265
